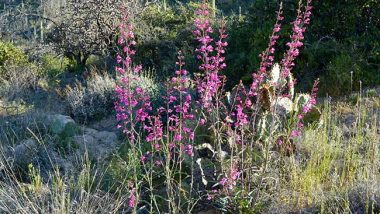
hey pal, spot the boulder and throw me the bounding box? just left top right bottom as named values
left=343, top=113, right=356, bottom=128
left=72, top=128, right=119, bottom=161
left=45, top=114, right=76, bottom=134
left=12, top=139, right=39, bottom=168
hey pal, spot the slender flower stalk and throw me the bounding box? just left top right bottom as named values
left=166, top=52, right=195, bottom=153
left=114, top=13, right=153, bottom=213
left=249, top=3, right=284, bottom=96
left=114, top=14, right=152, bottom=143
left=194, top=3, right=228, bottom=110
left=280, top=0, right=312, bottom=86
left=292, top=78, right=319, bottom=138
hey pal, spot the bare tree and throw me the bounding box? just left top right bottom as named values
left=0, top=0, right=145, bottom=66
left=0, top=0, right=58, bottom=42
left=47, top=0, right=143, bottom=67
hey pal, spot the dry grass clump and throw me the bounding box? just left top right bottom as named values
left=0, top=63, right=41, bottom=101
left=269, top=96, right=379, bottom=213
left=64, top=71, right=116, bottom=123
left=0, top=150, right=130, bottom=214
left=63, top=68, right=161, bottom=123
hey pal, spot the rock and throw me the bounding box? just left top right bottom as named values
left=89, top=115, right=119, bottom=132
left=48, top=150, right=75, bottom=174
left=45, top=114, right=76, bottom=134
left=12, top=139, right=39, bottom=168
left=2, top=138, right=77, bottom=181
left=342, top=124, right=353, bottom=139
left=197, top=209, right=220, bottom=214
left=72, top=128, right=119, bottom=161
left=343, top=113, right=356, bottom=127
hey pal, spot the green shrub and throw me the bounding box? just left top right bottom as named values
left=0, top=41, right=28, bottom=67
left=64, top=69, right=163, bottom=123
left=134, top=2, right=197, bottom=77
left=0, top=41, right=31, bottom=80
left=0, top=42, right=45, bottom=102
left=0, top=63, right=41, bottom=101
left=348, top=93, right=360, bottom=105
left=140, top=3, right=195, bottom=40
left=64, top=72, right=116, bottom=123
left=55, top=122, right=81, bottom=153
left=222, top=0, right=380, bottom=94
left=366, top=89, right=377, bottom=98
left=41, top=54, right=70, bottom=78
left=85, top=55, right=104, bottom=68
left=320, top=53, right=361, bottom=97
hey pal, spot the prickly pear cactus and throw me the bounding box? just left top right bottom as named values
left=294, top=93, right=321, bottom=124
left=294, top=93, right=311, bottom=112
left=239, top=63, right=321, bottom=142
left=273, top=96, right=293, bottom=116
left=256, top=112, right=279, bottom=141
left=269, top=63, right=295, bottom=99
left=264, top=63, right=321, bottom=125
left=270, top=63, right=281, bottom=86
left=302, top=106, right=322, bottom=125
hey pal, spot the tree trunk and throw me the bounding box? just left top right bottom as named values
left=73, top=52, right=88, bottom=68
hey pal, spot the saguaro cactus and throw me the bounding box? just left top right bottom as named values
left=163, top=0, right=167, bottom=11
left=40, top=0, right=45, bottom=43
left=212, top=0, right=216, bottom=17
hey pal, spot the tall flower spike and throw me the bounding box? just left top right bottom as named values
left=249, top=3, right=284, bottom=97
left=114, top=13, right=152, bottom=142
left=280, top=0, right=312, bottom=81
left=292, top=78, right=319, bottom=138
left=194, top=3, right=228, bottom=110
left=166, top=51, right=195, bottom=152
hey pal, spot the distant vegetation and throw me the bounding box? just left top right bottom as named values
left=0, top=0, right=378, bottom=95
left=0, top=0, right=379, bottom=213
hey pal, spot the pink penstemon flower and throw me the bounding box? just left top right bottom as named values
left=249, top=3, right=284, bottom=97
left=194, top=3, right=227, bottom=110
left=280, top=0, right=312, bottom=84
left=128, top=188, right=136, bottom=208
left=183, top=144, right=194, bottom=157
left=114, top=1, right=318, bottom=210
left=218, top=164, right=241, bottom=191
left=145, top=116, right=163, bottom=142
left=114, top=14, right=152, bottom=143
left=292, top=78, right=319, bottom=138
left=166, top=52, right=195, bottom=152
